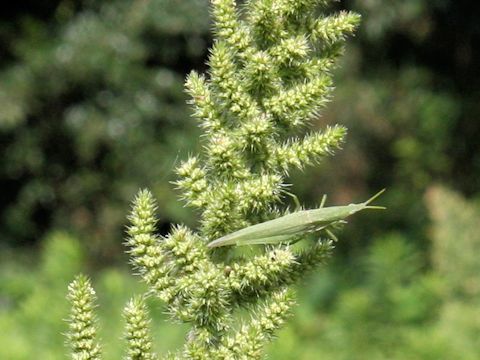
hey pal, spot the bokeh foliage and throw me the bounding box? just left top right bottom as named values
left=1, top=0, right=478, bottom=254
left=2, top=186, right=480, bottom=359
left=0, top=0, right=210, bottom=257
left=0, top=0, right=479, bottom=358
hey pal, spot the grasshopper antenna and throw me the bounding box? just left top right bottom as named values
left=363, top=189, right=387, bottom=210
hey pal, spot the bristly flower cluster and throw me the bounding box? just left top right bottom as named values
left=66, top=275, right=102, bottom=360
left=179, top=0, right=359, bottom=241
left=66, top=1, right=360, bottom=359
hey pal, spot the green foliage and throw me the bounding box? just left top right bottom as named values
left=2, top=187, right=480, bottom=359
left=1, top=0, right=478, bottom=359
left=2, top=0, right=478, bottom=267
left=423, top=185, right=480, bottom=360
left=0, top=0, right=209, bottom=253
left=426, top=185, right=480, bottom=299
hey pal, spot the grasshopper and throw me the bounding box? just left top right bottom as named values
left=207, top=189, right=385, bottom=248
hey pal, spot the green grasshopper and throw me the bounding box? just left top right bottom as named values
left=207, top=189, right=385, bottom=248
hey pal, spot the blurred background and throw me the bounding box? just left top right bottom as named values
left=0, top=0, right=479, bottom=358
